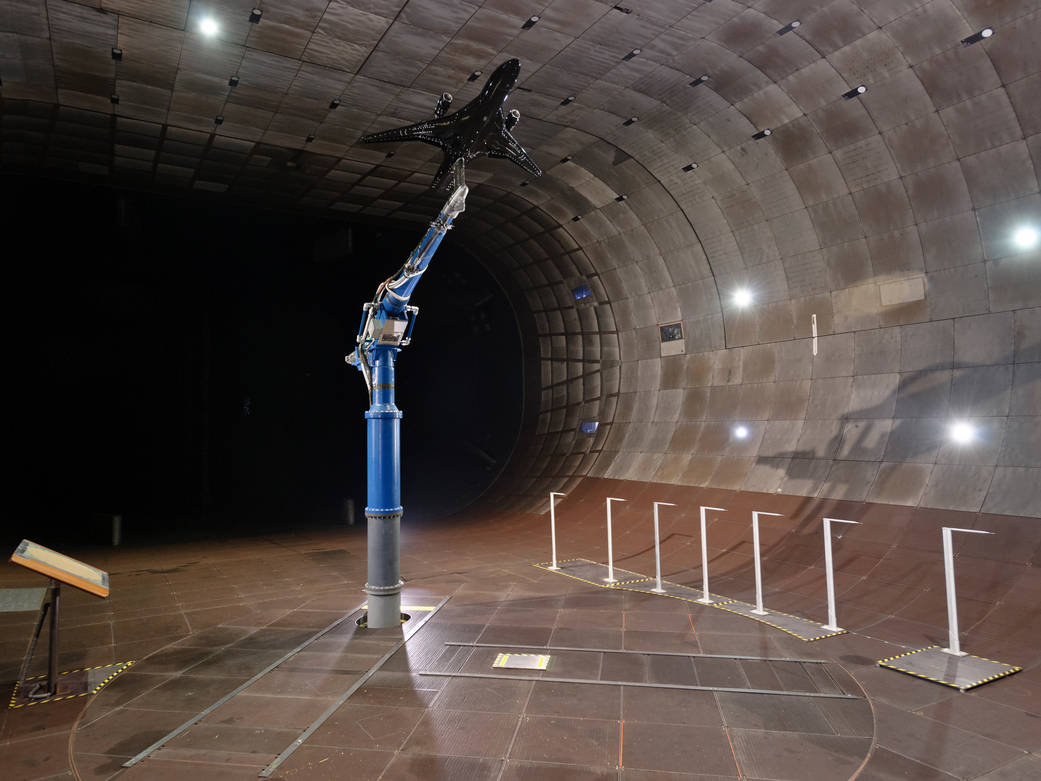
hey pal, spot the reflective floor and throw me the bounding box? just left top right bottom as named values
left=2, top=478, right=1040, bottom=780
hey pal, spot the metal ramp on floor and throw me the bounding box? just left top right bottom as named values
left=534, top=558, right=843, bottom=642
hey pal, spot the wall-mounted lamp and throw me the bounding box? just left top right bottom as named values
left=842, top=84, right=867, bottom=99
left=961, top=27, right=994, bottom=45
left=1013, top=226, right=1039, bottom=250
left=752, top=128, right=772, bottom=139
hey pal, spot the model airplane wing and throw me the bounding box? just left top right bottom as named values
left=483, top=130, right=541, bottom=178
left=361, top=119, right=451, bottom=148
left=485, top=119, right=542, bottom=178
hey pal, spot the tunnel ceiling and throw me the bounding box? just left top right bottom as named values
left=3, top=0, right=1041, bottom=516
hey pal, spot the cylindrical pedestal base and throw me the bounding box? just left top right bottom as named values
left=365, top=591, right=403, bottom=628
left=365, top=510, right=403, bottom=629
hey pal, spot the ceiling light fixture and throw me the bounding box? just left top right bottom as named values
left=752, top=128, right=772, bottom=139
left=561, top=95, right=576, bottom=105
left=1013, top=225, right=1040, bottom=250
left=683, top=162, right=698, bottom=171
left=949, top=420, right=975, bottom=444
left=228, top=75, right=239, bottom=87
left=623, top=48, right=641, bottom=61
left=690, top=74, right=710, bottom=86
left=615, top=194, right=628, bottom=202
left=248, top=8, right=262, bottom=23
left=468, top=71, right=482, bottom=81
left=962, top=27, right=993, bottom=45
left=732, top=288, right=753, bottom=307
left=329, top=98, right=340, bottom=109
left=111, top=47, right=122, bottom=61
left=110, top=94, right=119, bottom=104
left=842, top=84, right=867, bottom=99
left=522, top=15, right=539, bottom=29
left=199, top=17, right=219, bottom=36
left=305, top=134, right=315, bottom=143
left=733, top=425, right=749, bottom=440
left=623, top=116, right=639, bottom=125
left=214, top=115, right=224, bottom=125
left=778, top=20, right=801, bottom=35
left=560, top=155, right=572, bottom=163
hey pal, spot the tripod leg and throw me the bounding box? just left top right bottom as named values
left=46, top=583, right=60, bottom=695
left=15, top=597, right=50, bottom=696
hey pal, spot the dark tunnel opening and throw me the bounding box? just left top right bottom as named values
left=3, top=174, right=524, bottom=547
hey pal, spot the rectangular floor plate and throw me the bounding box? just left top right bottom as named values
left=877, top=646, right=1022, bottom=691
left=713, top=600, right=845, bottom=642
left=492, top=652, right=550, bottom=670
left=9, top=661, right=134, bottom=708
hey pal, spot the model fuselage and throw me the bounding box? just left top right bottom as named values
left=444, top=59, right=520, bottom=160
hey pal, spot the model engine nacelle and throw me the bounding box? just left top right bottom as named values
left=505, top=108, right=520, bottom=130
left=434, top=92, right=453, bottom=118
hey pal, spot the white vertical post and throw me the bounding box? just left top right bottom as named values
left=941, top=526, right=993, bottom=656
left=651, top=502, right=676, bottom=593
left=603, top=497, right=626, bottom=583
left=547, top=492, right=565, bottom=570
left=811, top=313, right=818, bottom=356
left=697, top=506, right=727, bottom=604
left=751, top=511, right=783, bottom=615
left=822, top=517, right=859, bottom=631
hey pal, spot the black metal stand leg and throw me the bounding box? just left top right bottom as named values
left=26, top=581, right=60, bottom=699
left=14, top=593, right=51, bottom=697
left=47, top=583, right=60, bottom=694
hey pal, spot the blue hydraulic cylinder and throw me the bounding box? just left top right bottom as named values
left=363, top=346, right=404, bottom=627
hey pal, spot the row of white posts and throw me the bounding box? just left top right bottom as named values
left=547, top=493, right=991, bottom=654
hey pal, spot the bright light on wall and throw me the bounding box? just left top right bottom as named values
left=199, top=17, right=219, bottom=36
left=1013, top=226, right=1039, bottom=250
left=733, top=425, right=749, bottom=439
left=949, top=421, right=976, bottom=444
left=732, top=288, right=753, bottom=307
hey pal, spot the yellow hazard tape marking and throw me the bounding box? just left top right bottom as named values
left=8, top=660, right=135, bottom=709
left=876, top=646, right=1023, bottom=690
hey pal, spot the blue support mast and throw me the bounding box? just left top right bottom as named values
left=346, top=160, right=468, bottom=628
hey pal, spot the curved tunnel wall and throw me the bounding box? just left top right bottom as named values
left=2, top=1, right=1040, bottom=519
left=451, top=1, right=1041, bottom=518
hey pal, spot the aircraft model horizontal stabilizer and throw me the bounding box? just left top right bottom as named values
left=362, top=59, right=542, bottom=189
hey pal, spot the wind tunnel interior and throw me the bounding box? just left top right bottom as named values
left=3, top=177, right=525, bottom=541
left=3, top=1, right=1041, bottom=779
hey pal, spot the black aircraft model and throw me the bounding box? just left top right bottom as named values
left=361, top=58, right=542, bottom=189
